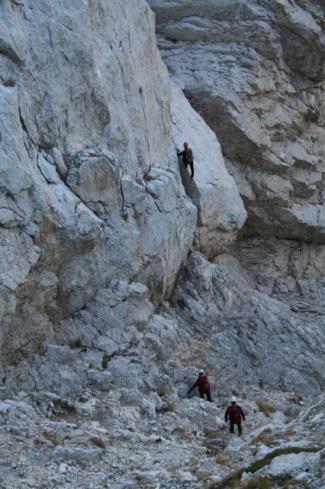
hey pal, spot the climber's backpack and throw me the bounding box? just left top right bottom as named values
left=232, top=405, right=243, bottom=423
left=183, top=148, right=193, bottom=164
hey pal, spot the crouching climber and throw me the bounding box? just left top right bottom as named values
left=188, top=370, right=212, bottom=402
left=177, top=142, right=194, bottom=179
left=225, top=397, right=245, bottom=435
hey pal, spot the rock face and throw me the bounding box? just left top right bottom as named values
left=0, top=1, right=325, bottom=487
left=144, top=0, right=325, bottom=398
left=148, top=0, right=325, bottom=242
left=171, top=248, right=325, bottom=395
left=0, top=0, right=247, bottom=367
left=171, top=82, right=247, bottom=256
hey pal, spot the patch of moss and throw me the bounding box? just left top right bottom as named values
left=164, top=400, right=176, bottom=412
left=157, top=387, right=167, bottom=398
left=210, top=446, right=322, bottom=489
left=101, top=350, right=120, bottom=368
left=271, top=475, right=293, bottom=487
left=208, top=468, right=242, bottom=489
left=247, top=446, right=319, bottom=474
left=143, top=171, right=154, bottom=181
left=134, top=473, right=155, bottom=489
left=69, top=338, right=82, bottom=349
left=191, top=466, right=211, bottom=481
left=284, top=479, right=309, bottom=488
left=101, top=353, right=109, bottom=369
left=241, top=474, right=309, bottom=489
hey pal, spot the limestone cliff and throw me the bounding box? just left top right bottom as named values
left=0, top=1, right=324, bottom=487
left=149, top=0, right=325, bottom=241
left=147, top=0, right=325, bottom=396
left=0, top=0, right=244, bottom=368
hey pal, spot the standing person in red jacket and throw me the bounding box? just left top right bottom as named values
left=225, top=397, right=246, bottom=435
left=188, top=371, right=212, bottom=402
left=177, top=142, right=194, bottom=179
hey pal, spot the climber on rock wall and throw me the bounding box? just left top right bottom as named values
left=225, top=397, right=246, bottom=435
left=188, top=370, right=212, bottom=401
left=177, top=142, right=194, bottom=179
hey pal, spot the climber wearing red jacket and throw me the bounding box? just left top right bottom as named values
left=188, top=371, right=212, bottom=402
left=225, top=397, right=246, bottom=435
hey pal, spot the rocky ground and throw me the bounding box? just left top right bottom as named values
left=0, top=382, right=324, bottom=488
left=1, top=247, right=324, bottom=488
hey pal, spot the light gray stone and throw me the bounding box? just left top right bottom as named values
left=52, top=148, right=67, bottom=179
left=260, top=451, right=321, bottom=478
left=0, top=2, right=324, bottom=488
left=37, top=154, right=60, bottom=184
left=150, top=0, right=325, bottom=242
left=0, top=0, right=199, bottom=364
left=87, top=370, right=113, bottom=391
left=0, top=400, right=36, bottom=421
left=172, top=249, right=325, bottom=395
left=52, top=446, right=104, bottom=462
left=171, top=82, right=247, bottom=257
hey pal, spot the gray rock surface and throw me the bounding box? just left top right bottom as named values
left=0, top=0, right=246, bottom=368
left=0, top=0, right=324, bottom=487
left=0, top=372, right=323, bottom=488
left=171, top=249, right=325, bottom=395
left=0, top=0, right=173, bottom=363
left=149, top=0, right=325, bottom=242
left=171, top=82, right=247, bottom=256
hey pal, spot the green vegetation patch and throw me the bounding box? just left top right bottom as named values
left=69, top=337, right=82, bottom=349
left=210, top=446, right=321, bottom=489
left=247, top=446, right=319, bottom=474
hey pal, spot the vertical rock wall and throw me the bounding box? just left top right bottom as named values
left=148, top=0, right=325, bottom=241
left=147, top=0, right=325, bottom=395
left=0, top=0, right=244, bottom=368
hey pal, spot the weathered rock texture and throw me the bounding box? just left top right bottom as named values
left=149, top=0, right=325, bottom=242
left=141, top=0, right=325, bottom=398
left=0, top=384, right=323, bottom=488
left=0, top=0, right=244, bottom=367
left=171, top=248, right=325, bottom=395
left=0, top=0, right=325, bottom=487
left=171, top=82, right=247, bottom=256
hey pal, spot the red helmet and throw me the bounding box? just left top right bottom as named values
left=183, top=142, right=189, bottom=149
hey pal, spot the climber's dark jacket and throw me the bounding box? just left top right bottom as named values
left=188, top=375, right=210, bottom=394
left=177, top=148, right=194, bottom=165
left=225, top=404, right=245, bottom=423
